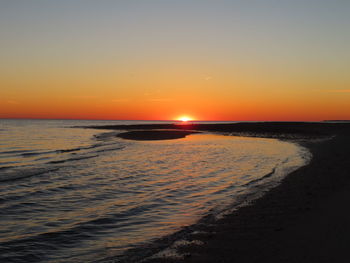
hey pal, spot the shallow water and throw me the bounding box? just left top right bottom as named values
left=0, top=119, right=309, bottom=262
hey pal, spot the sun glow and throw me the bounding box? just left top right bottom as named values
left=177, top=116, right=193, bottom=122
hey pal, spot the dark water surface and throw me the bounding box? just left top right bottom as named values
left=0, top=119, right=310, bottom=262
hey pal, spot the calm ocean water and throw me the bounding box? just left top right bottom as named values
left=0, top=119, right=310, bottom=262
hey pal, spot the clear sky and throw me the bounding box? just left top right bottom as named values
left=1, top=0, right=349, bottom=121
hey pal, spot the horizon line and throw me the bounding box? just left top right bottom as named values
left=0, top=117, right=335, bottom=122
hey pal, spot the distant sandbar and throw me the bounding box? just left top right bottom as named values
left=117, top=130, right=199, bottom=141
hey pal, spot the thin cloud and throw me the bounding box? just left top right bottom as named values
left=112, top=99, right=129, bottom=102
left=147, top=98, right=173, bottom=102
left=325, top=89, right=350, bottom=93
left=73, top=95, right=98, bottom=99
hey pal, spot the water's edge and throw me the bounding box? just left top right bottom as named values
left=97, top=136, right=312, bottom=263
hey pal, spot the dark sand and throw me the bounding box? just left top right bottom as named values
left=116, top=130, right=198, bottom=140
left=88, top=122, right=350, bottom=262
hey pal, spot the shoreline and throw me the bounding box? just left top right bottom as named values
left=172, top=133, right=350, bottom=263
left=87, top=122, right=350, bottom=262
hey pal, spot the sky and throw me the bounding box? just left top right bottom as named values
left=1, top=0, right=349, bottom=121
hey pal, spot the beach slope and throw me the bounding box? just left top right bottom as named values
left=88, top=122, right=350, bottom=262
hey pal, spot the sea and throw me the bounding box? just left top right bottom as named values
left=0, top=119, right=310, bottom=262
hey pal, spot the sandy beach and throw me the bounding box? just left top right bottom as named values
left=91, top=122, right=350, bottom=262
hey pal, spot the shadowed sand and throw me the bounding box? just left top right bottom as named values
left=87, top=122, right=350, bottom=263
left=116, top=130, right=198, bottom=140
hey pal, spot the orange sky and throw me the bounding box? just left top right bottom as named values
left=1, top=1, right=349, bottom=121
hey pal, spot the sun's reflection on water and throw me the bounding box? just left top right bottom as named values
left=0, top=128, right=308, bottom=262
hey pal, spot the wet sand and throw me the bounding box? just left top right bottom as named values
left=89, top=122, right=350, bottom=262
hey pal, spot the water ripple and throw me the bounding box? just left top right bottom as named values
left=0, top=120, right=310, bottom=262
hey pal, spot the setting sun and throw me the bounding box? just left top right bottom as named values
left=177, top=116, right=193, bottom=122
left=1, top=2, right=350, bottom=262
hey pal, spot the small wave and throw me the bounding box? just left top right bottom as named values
left=0, top=167, right=60, bottom=182
left=0, top=204, right=155, bottom=260
left=2, top=144, right=105, bottom=159
left=56, top=148, right=81, bottom=153
left=146, top=239, right=204, bottom=261
left=0, top=149, right=34, bottom=155
left=48, top=155, right=98, bottom=164
left=94, top=132, right=120, bottom=141
left=0, top=143, right=125, bottom=183
left=94, top=146, right=125, bottom=153
left=0, top=160, right=20, bottom=166
left=21, top=150, right=57, bottom=157
left=55, top=144, right=101, bottom=153
left=21, top=147, right=93, bottom=157
left=242, top=168, right=276, bottom=187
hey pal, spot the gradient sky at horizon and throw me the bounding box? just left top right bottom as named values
left=1, top=0, right=349, bottom=121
